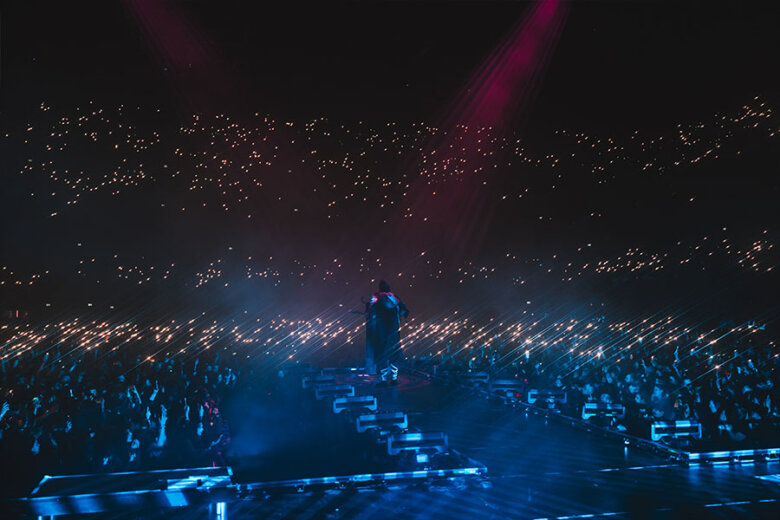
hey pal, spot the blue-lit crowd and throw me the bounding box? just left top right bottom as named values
left=1, top=316, right=777, bottom=497
left=420, top=324, right=778, bottom=447
left=0, top=342, right=237, bottom=497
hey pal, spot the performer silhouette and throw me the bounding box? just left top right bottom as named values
left=365, top=280, right=409, bottom=383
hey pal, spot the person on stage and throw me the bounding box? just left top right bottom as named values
left=365, top=280, right=409, bottom=383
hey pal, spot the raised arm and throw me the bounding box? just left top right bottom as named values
left=399, top=300, right=409, bottom=319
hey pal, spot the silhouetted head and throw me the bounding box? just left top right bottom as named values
left=378, top=280, right=391, bottom=293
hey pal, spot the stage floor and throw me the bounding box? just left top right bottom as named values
left=217, top=371, right=779, bottom=519
left=16, top=371, right=778, bottom=519
left=224, top=371, right=480, bottom=485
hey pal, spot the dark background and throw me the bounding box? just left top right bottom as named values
left=0, top=0, right=777, bottom=321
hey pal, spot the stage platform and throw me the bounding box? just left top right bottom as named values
left=7, top=369, right=779, bottom=519
left=216, top=380, right=780, bottom=520
left=227, top=368, right=486, bottom=495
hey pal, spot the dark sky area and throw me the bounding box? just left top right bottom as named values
left=3, top=1, right=778, bottom=124
left=0, top=1, right=777, bottom=320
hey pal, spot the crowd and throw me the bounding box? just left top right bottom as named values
left=2, top=96, right=775, bottom=296
left=0, top=308, right=776, bottom=498
left=418, top=320, right=779, bottom=448
left=0, top=336, right=237, bottom=497
left=10, top=97, right=775, bottom=219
